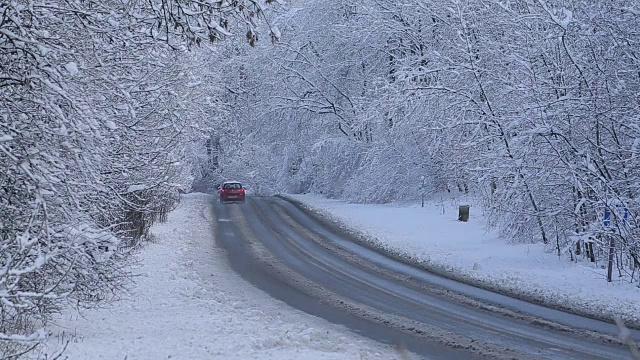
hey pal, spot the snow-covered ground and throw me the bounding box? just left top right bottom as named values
left=285, top=194, right=640, bottom=326
left=40, top=194, right=409, bottom=360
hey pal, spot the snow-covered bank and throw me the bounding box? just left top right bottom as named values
left=285, top=194, right=640, bottom=326
left=41, top=194, right=407, bottom=360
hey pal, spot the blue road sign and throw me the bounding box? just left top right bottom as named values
left=604, top=206, right=629, bottom=227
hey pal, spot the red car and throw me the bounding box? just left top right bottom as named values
left=219, top=181, right=246, bottom=204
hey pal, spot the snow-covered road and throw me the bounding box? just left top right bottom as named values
left=39, top=193, right=638, bottom=360
left=41, top=194, right=408, bottom=360
left=214, top=196, right=635, bottom=360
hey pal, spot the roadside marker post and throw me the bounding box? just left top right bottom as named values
left=420, top=176, right=425, bottom=208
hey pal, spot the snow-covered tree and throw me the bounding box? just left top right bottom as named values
left=1, top=0, right=279, bottom=355
left=209, top=0, right=640, bottom=283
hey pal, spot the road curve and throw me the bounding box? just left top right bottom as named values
left=213, top=196, right=637, bottom=360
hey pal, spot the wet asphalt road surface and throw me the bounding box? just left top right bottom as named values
left=213, top=196, right=638, bottom=359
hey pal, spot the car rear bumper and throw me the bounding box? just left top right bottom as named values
left=220, top=196, right=245, bottom=203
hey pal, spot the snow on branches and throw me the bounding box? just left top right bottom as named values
left=0, top=0, right=277, bottom=356
left=207, top=0, right=640, bottom=285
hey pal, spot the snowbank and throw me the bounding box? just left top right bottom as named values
left=41, top=194, right=407, bottom=360
left=285, top=194, right=640, bottom=327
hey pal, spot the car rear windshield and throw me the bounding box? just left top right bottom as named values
left=223, top=183, right=242, bottom=189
